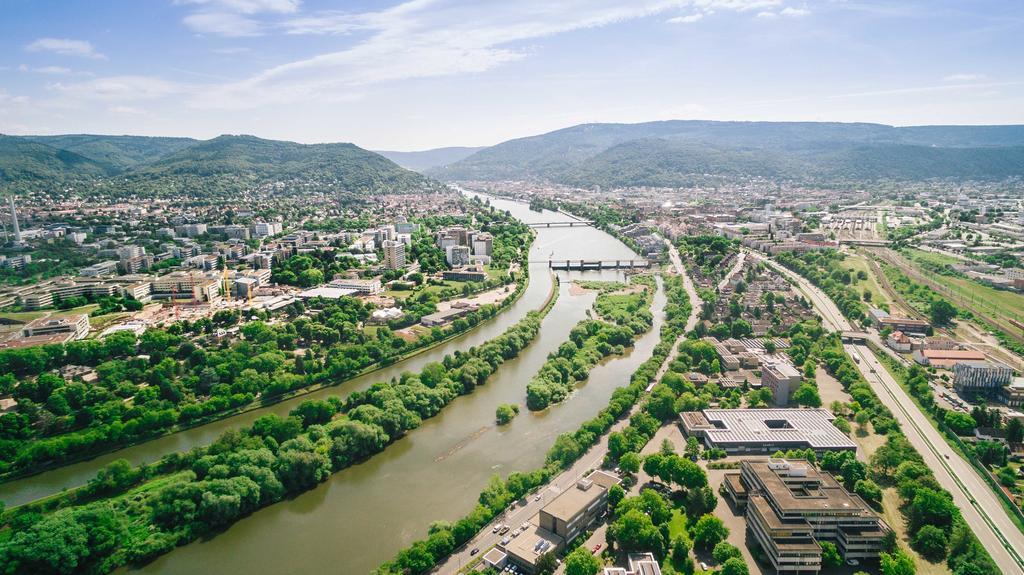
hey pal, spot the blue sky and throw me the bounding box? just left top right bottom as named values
left=1, top=0, right=1022, bottom=150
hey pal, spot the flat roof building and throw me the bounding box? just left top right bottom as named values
left=680, top=409, right=856, bottom=455
left=723, top=459, right=889, bottom=573
left=912, top=348, right=986, bottom=369
left=22, top=313, right=90, bottom=341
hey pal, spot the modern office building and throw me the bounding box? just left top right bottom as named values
left=680, top=409, right=857, bottom=455
left=953, top=360, right=1014, bottom=396
left=723, top=459, right=890, bottom=573
left=762, top=359, right=803, bottom=405
left=22, top=314, right=90, bottom=340
left=471, top=232, right=493, bottom=256
left=327, top=277, right=383, bottom=296
left=445, top=245, right=471, bottom=267
left=442, top=266, right=488, bottom=282
left=495, top=470, right=620, bottom=574
left=251, top=221, right=283, bottom=237
left=382, top=240, right=406, bottom=270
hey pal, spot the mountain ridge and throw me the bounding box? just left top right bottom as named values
left=432, top=120, right=1024, bottom=185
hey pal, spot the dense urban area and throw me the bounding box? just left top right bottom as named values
left=0, top=121, right=1023, bottom=575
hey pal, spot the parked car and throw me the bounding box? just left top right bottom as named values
left=511, top=529, right=521, bottom=537
left=500, top=525, right=511, bottom=535
left=501, top=536, right=511, bottom=545
left=470, top=548, right=480, bottom=556
left=521, top=522, right=530, bottom=530
left=700, top=562, right=709, bottom=571
left=592, top=544, right=602, bottom=554
left=492, top=524, right=502, bottom=533
left=846, top=559, right=860, bottom=566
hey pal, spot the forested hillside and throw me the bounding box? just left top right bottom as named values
left=433, top=120, right=1024, bottom=186
left=0, top=133, right=431, bottom=196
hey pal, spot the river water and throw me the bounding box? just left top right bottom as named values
left=4, top=195, right=665, bottom=575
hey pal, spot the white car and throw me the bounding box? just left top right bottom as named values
left=511, top=529, right=521, bottom=537
left=501, top=536, right=511, bottom=545
left=492, top=524, right=502, bottom=533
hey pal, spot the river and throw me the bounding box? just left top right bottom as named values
left=4, top=195, right=664, bottom=575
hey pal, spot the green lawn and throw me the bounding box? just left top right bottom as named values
left=668, top=507, right=688, bottom=541
left=903, top=248, right=962, bottom=267
left=899, top=250, right=1024, bottom=322
left=843, top=253, right=892, bottom=309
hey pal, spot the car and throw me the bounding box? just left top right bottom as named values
left=592, top=544, right=602, bottom=554
left=534, top=494, right=542, bottom=501
left=492, top=524, right=502, bottom=533
left=470, top=548, right=480, bottom=556
left=521, top=522, right=530, bottom=530
left=846, top=559, right=860, bottom=566
left=500, top=526, right=511, bottom=535
left=511, top=529, right=521, bottom=537
left=501, top=536, right=511, bottom=545
left=700, top=562, right=709, bottom=571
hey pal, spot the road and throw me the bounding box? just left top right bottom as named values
left=754, top=249, right=1024, bottom=574
left=717, top=251, right=746, bottom=292
left=435, top=243, right=703, bottom=574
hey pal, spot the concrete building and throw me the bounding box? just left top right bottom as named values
left=723, top=460, right=890, bottom=573
left=442, top=267, right=488, bottom=282
left=762, top=359, right=803, bottom=405
left=22, top=313, right=90, bottom=340
left=912, top=348, right=986, bottom=369
left=953, top=360, right=1014, bottom=397
left=445, top=245, right=471, bottom=267
left=471, top=232, right=493, bottom=257
left=251, top=221, right=283, bottom=237
left=382, top=240, right=406, bottom=270
left=603, top=553, right=662, bottom=575
left=80, top=261, right=119, bottom=277
left=680, top=409, right=857, bottom=455
left=327, top=277, right=382, bottom=296
left=498, top=470, right=621, bottom=573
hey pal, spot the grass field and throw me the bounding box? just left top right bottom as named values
left=843, top=252, right=893, bottom=309
left=899, top=250, right=1024, bottom=323
left=903, top=248, right=961, bottom=267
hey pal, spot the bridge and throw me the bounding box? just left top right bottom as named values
left=543, top=259, right=650, bottom=270
left=525, top=220, right=592, bottom=228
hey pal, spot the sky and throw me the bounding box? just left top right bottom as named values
left=1, top=0, right=1023, bottom=151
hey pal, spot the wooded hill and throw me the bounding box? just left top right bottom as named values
left=430, top=120, right=1024, bottom=186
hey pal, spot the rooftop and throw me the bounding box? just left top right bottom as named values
left=684, top=409, right=857, bottom=451
left=501, top=524, right=562, bottom=567
left=541, top=470, right=620, bottom=523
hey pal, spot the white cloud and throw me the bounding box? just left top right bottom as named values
left=33, top=66, right=74, bottom=75
left=756, top=10, right=778, bottom=18
left=50, top=76, right=187, bottom=102
left=667, top=13, right=704, bottom=23
left=943, top=73, right=986, bottom=82
left=176, top=0, right=300, bottom=14
left=194, top=0, right=781, bottom=109
left=184, top=12, right=264, bottom=36
left=25, top=38, right=105, bottom=59
left=780, top=6, right=810, bottom=17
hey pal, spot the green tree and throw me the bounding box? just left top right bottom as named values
left=610, top=509, right=665, bottom=556
left=564, top=546, right=602, bottom=575
left=912, top=524, right=948, bottom=561
left=495, top=404, right=519, bottom=425
left=791, top=383, right=822, bottom=407
left=943, top=411, right=976, bottom=435
left=720, top=557, right=749, bottom=575
left=713, top=541, right=742, bottom=563
left=691, top=514, right=728, bottom=550
left=929, top=300, right=957, bottom=326
left=820, top=541, right=842, bottom=568
left=880, top=550, right=916, bottom=575
left=619, top=452, right=641, bottom=475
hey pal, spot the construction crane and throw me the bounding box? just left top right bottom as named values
left=222, top=266, right=232, bottom=305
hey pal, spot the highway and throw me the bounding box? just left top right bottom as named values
left=755, top=249, right=1024, bottom=575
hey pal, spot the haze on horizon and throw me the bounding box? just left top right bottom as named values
left=2, top=0, right=1023, bottom=151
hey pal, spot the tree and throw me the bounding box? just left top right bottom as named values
left=854, top=479, right=882, bottom=506
left=610, top=509, right=665, bottom=556
left=564, top=546, right=602, bottom=575
left=536, top=551, right=558, bottom=575
left=1006, top=418, right=1024, bottom=443
left=495, top=404, right=519, bottom=425
left=691, top=514, right=728, bottom=550
left=943, top=411, right=976, bottom=435
left=820, top=541, right=842, bottom=568
left=608, top=484, right=625, bottom=511
left=685, top=486, right=717, bottom=519
left=619, top=452, right=641, bottom=475
left=720, top=557, right=749, bottom=575
left=929, top=300, right=957, bottom=326
left=713, top=542, right=742, bottom=563
left=791, top=383, right=822, bottom=407
left=912, top=525, right=949, bottom=561
left=880, top=550, right=916, bottom=575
